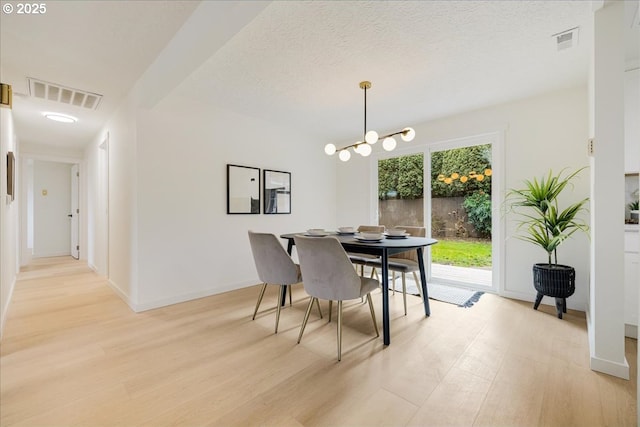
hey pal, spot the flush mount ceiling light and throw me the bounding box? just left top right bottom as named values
left=324, top=81, right=415, bottom=162
left=43, top=112, right=78, bottom=123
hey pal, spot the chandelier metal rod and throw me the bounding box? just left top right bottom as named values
left=363, top=83, right=367, bottom=139
left=334, top=130, right=408, bottom=152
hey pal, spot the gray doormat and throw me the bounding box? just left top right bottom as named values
left=389, top=278, right=484, bottom=308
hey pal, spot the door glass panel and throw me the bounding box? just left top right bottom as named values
left=430, top=144, right=492, bottom=288
left=378, top=153, right=424, bottom=229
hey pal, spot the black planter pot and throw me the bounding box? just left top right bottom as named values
left=532, top=263, right=575, bottom=319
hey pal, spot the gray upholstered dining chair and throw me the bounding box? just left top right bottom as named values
left=348, top=225, right=385, bottom=278
left=294, top=235, right=379, bottom=361
left=367, top=225, right=426, bottom=315
left=248, top=230, right=321, bottom=333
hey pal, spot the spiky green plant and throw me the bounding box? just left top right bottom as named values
left=507, top=168, right=589, bottom=266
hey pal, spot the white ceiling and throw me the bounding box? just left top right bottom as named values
left=1, top=1, right=638, bottom=151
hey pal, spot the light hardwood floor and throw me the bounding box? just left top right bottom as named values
left=1, top=256, right=636, bottom=426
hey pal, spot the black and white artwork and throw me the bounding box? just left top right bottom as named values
left=263, top=169, right=291, bottom=214
left=227, top=164, right=260, bottom=214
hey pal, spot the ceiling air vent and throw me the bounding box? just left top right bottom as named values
left=552, top=27, right=579, bottom=52
left=27, top=77, right=102, bottom=110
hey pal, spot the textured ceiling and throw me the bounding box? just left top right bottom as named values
left=173, top=0, right=595, bottom=144
left=2, top=1, right=637, bottom=151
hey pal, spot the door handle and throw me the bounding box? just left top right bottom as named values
left=68, top=214, right=73, bottom=218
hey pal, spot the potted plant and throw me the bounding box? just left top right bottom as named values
left=507, top=168, right=589, bottom=319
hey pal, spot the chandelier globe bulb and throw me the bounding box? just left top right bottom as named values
left=401, top=127, right=415, bottom=142
left=359, top=143, right=372, bottom=156
left=324, top=143, right=337, bottom=155
left=338, top=149, right=351, bottom=162
left=382, top=137, right=397, bottom=151
left=365, top=130, right=379, bottom=144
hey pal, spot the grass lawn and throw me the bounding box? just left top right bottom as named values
left=431, top=238, right=492, bottom=267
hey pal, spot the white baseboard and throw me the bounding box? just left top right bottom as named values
left=499, top=289, right=585, bottom=312
left=107, top=279, right=136, bottom=313
left=105, top=277, right=258, bottom=313
left=586, top=307, right=631, bottom=380
left=0, top=276, right=16, bottom=341
left=33, top=251, right=71, bottom=258
left=133, top=280, right=258, bottom=313
left=625, top=323, right=638, bottom=339
left=590, top=354, right=630, bottom=380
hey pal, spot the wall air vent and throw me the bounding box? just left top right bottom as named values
left=552, top=27, right=579, bottom=52
left=27, top=77, right=102, bottom=110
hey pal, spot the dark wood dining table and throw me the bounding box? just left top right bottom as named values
left=280, top=232, right=438, bottom=345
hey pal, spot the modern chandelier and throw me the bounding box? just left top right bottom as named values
left=324, top=81, right=415, bottom=162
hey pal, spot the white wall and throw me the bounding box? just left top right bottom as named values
left=133, top=98, right=336, bottom=310
left=337, top=86, right=590, bottom=310
left=0, top=105, right=19, bottom=338
left=103, top=98, right=138, bottom=305
left=33, top=161, right=72, bottom=257
left=84, top=87, right=337, bottom=311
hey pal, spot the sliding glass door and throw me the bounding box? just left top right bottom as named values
left=374, top=132, right=502, bottom=293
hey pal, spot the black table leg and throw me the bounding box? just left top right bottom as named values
left=381, top=250, right=390, bottom=345
left=417, top=247, right=431, bottom=317
left=281, top=240, right=295, bottom=307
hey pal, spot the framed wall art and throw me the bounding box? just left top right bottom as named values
left=227, top=164, right=260, bottom=214
left=263, top=169, right=291, bottom=214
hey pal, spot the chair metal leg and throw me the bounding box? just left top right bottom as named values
left=252, top=283, right=268, bottom=320
left=401, top=273, right=407, bottom=316
left=275, top=285, right=285, bottom=333
left=328, top=300, right=333, bottom=323
left=366, top=293, right=380, bottom=337
left=315, top=297, right=323, bottom=319
left=412, top=271, right=422, bottom=298
left=289, top=285, right=293, bottom=306
left=337, top=300, right=343, bottom=361
left=391, top=271, right=396, bottom=294
left=297, top=297, right=315, bottom=343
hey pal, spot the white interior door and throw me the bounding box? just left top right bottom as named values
left=34, top=160, right=72, bottom=257
left=70, top=164, right=79, bottom=259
